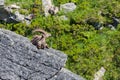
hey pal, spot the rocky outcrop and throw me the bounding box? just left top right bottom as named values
left=0, top=0, right=4, bottom=6
left=0, top=29, right=85, bottom=80
left=0, top=0, right=32, bottom=24
left=0, top=7, right=18, bottom=23
left=60, top=3, right=76, bottom=13
left=0, top=6, right=33, bottom=24
left=42, top=0, right=58, bottom=16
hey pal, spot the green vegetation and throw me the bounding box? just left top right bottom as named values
left=1, top=0, right=120, bottom=79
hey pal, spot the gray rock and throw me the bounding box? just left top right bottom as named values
left=60, top=3, right=76, bottom=13
left=112, top=17, right=120, bottom=28
left=50, top=68, right=85, bottom=80
left=42, top=0, right=53, bottom=16
left=42, top=0, right=58, bottom=16
left=9, top=4, right=20, bottom=9
left=0, top=4, right=31, bottom=24
left=0, top=7, right=19, bottom=23
left=0, top=29, right=85, bottom=80
left=48, top=6, right=59, bottom=15
left=108, top=24, right=116, bottom=30
left=0, top=0, right=4, bottom=6
left=14, top=11, right=25, bottom=22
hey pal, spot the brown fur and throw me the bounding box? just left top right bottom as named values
left=31, top=29, right=51, bottom=49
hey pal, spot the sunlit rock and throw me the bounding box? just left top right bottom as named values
left=60, top=3, right=76, bottom=13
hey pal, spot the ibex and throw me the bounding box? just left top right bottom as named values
left=31, top=29, right=51, bottom=49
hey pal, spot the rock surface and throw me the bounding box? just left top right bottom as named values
left=0, top=0, right=32, bottom=24
left=0, top=0, right=4, bottom=6
left=0, top=29, right=85, bottom=80
left=42, top=0, right=58, bottom=16
left=0, top=7, right=18, bottom=23
left=42, top=0, right=53, bottom=16
left=60, top=3, right=76, bottom=13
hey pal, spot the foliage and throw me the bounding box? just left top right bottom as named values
left=1, top=0, right=120, bottom=80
